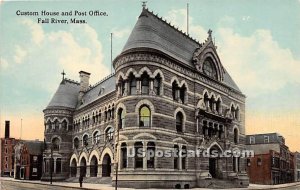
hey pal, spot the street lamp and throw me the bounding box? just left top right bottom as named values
left=50, top=144, right=53, bottom=184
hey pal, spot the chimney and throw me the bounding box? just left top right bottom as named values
left=5, top=120, right=10, bottom=139
left=78, top=71, right=91, bottom=103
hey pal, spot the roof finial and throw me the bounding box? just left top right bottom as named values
left=142, top=1, right=147, bottom=9
left=61, top=70, right=66, bottom=80
left=208, top=29, right=212, bottom=37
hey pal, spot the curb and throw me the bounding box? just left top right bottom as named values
left=248, top=182, right=300, bottom=190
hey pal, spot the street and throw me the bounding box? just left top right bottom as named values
left=1, top=178, right=300, bottom=190
left=0, top=180, right=86, bottom=190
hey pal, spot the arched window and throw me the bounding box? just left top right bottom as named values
left=104, top=110, right=108, bottom=122
left=231, top=105, right=235, bottom=119
left=174, top=145, right=179, bottom=169
left=46, top=120, right=51, bottom=131
left=129, top=74, right=136, bottom=95
left=93, top=131, right=100, bottom=144
left=52, top=137, right=60, bottom=151
left=54, top=120, right=59, bottom=131
left=216, top=99, right=221, bottom=113
left=234, top=128, right=239, bottom=144
left=176, top=112, right=184, bottom=132
left=134, top=142, right=143, bottom=168
left=172, top=81, right=179, bottom=101
left=153, top=74, right=161, bottom=95
left=121, top=143, right=127, bottom=168
left=62, top=120, right=68, bottom=130
left=147, top=142, right=155, bottom=168
left=139, top=105, right=151, bottom=127
left=83, top=134, right=88, bottom=146
left=180, top=84, right=186, bottom=104
left=56, top=158, right=61, bottom=173
left=235, top=107, right=239, bottom=120
left=111, top=107, right=115, bottom=119
left=182, top=146, right=187, bottom=169
left=203, top=59, right=217, bottom=80
left=141, top=72, right=149, bottom=95
left=98, top=112, right=101, bottom=123
left=107, top=109, right=111, bottom=120
left=119, top=77, right=126, bottom=96
left=204, top=92, right=209, bottom=109
left=118, top=108, right=125, bottom=129
left=105, top=127, right=114, bottom=141
left=74, top=137, right=79, bottom=149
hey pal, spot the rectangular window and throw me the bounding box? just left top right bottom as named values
left=249, top=136, right=255, bottom=144
left=257, top=158, right=262, bottom=166
left=264, top=136, right=269, bottom=143
left=32, top=168, right=37, bottom=176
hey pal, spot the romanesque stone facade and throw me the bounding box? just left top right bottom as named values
left=42, top=7, right=249, bottom=188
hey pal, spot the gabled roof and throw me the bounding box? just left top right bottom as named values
left=46, top=79, right=80, bottom=109
left=121, top=8, right=241, bottom=92
left=77, top=74, right=116, bottom=109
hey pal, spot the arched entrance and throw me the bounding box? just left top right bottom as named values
left=70, top=159, right=77, bottom=177
left=102, top=154, right=111, bottom=177
left=90, top=156, right=98, bottom=177
left=209, top=145, right=222, bottom=178
left=80, top=157, right=87, bottom=177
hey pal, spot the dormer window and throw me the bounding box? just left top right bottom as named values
left=203, top=59, right=217, bottom=80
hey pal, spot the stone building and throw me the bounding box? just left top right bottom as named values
left=246, top=133, right=295, bottom=184
left=42, top=7, right=248, bottom=188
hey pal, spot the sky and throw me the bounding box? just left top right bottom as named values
left=0, top=0, right=299, bottom=151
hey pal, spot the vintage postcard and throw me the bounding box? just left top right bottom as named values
left=0, top=0, right=299, bottom=189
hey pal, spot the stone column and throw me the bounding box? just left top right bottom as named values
left=86, top=165, right=90, bottom=177
left=143, top=141, right=147, bottom=170
left=54, top=158, right=57, bottom=173
left=97, top=164, right=102, bottom=177
left=76, top=167, right=80, bottom=177
left=150, top=80, right=154, bottom=95
left=179, top=145, right=182, bottom=170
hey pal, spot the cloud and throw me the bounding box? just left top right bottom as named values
left=112, top=28, right=130, bottom=39
left=21, top=19, right=44, bottom=45
left=165, top=9, right=207, bottom=41
left=0, top=58, right=8, bottom=69
left=7, top=18, right=110, bottom=92
left=217, top=27, right=300, bottom=96
left=13, top=45, right=27, bottom=64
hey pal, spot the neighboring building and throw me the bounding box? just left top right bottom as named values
left=14, top=140, right=44, bottom=180
left=0, top=121, right=18, bottom=177
left=295, top=152, right=300, bottom=182
left=42, top=7, right=249, bottom=188
left=246, top=133, right=294, bottom=185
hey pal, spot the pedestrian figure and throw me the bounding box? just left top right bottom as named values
left=79, top=174, right=83, bottom=188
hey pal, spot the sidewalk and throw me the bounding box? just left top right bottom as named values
left=1, top=177, right=300, bottom=190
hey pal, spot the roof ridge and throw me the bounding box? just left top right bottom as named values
left=64, top=78, right=80, bottom=85
left=144, top=8, right=202, bottom=46
left=87, top=73, right=115, bottom=92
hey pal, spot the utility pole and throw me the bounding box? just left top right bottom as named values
left=187, top=3, right=189, bottom=34
left=20, top=118, right=22, bottom=139
left=111, top=33, right=113, bottom=74
left=115, top=122, right=120, bottom=190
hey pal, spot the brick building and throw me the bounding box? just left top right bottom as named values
left=42, top=7, right=249, bottom=188
left=0, top=121, right=18, bottom=177
left=14, top=140, right=44, bottom=180
left=246, top=133, right=295, bottom=185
